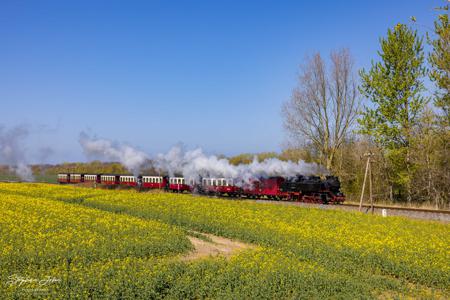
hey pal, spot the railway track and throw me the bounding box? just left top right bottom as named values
left=250, top=198, right=449, bottom=222
left=341, top=202, right=450, bottom=214
left=194, top=192, right=449, bottom=220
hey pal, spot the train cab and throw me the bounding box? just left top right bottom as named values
left=57, top=173, right=70, bottom=184
left=168, top=177, right=192, bottom=192
left=142, top=176, right=167, bottom=189
left=84, top=174, right=100, bottom=184
left=100, top=174, right=120, bottom=185
left=201, top=178, right=240, bottom=196
left=69, top=174, right=83, bottom=183
left=119, top=175, right=138, bottom=187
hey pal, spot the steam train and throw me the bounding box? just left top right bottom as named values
left=57, top=173, right=345, bottom=204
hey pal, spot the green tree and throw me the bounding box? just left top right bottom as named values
left=428, top=4, right=449, bottom=124
left=358, top=24, right=427, bottom=202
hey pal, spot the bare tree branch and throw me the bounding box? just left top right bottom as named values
left=282, top=49, right=360, bottom=170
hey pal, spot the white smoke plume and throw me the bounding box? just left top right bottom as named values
left=78, top=134, right=327, bottom=183
left=156, top=145, right=327, bottom=185
left=79, top=132, right=149, bottom=175
left=0, top=125, right=34, bottom=181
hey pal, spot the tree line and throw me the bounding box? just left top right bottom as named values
left=1, top=4, right=447, bottom=208
left=282, top=3, right=449, bottom=208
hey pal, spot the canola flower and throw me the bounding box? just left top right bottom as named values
left=38, top=185, right=448, bottom=288
left=0, top=185, right=192, bottom=297
left=0, top=183, right=448, bottom=299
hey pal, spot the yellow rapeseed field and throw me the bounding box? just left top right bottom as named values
left=0, top=183, right=448, bottom=299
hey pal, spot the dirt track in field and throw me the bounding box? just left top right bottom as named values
left=182, top=232, right=253, bottom=261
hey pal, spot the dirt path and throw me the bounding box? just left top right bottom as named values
left=181, top=232, right=254, bottom=261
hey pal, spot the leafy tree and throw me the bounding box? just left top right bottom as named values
left=428, top=4, right=449, bottom=124
left=358, top=24, right=427, bottom=202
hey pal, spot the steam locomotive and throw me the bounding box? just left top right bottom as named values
left=57, top=173, right=345, bottom=204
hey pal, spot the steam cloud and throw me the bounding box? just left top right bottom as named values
left=79, top=132, right=149, bottom=175
left=0, top=125, right=34, bottom=181
left=156, top=146, right=326, bottom=185
left=79, top=134, right=327, bottom=183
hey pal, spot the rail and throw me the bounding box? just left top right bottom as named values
left=340, top=203, right=450, bottom=214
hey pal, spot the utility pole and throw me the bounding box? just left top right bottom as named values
left=359, top=152, right=375, bottom=212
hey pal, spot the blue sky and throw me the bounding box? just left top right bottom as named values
left=0, top=0, right=442, bottom=163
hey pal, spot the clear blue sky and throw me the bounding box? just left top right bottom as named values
left=0, top=0, right=442, bottom=163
